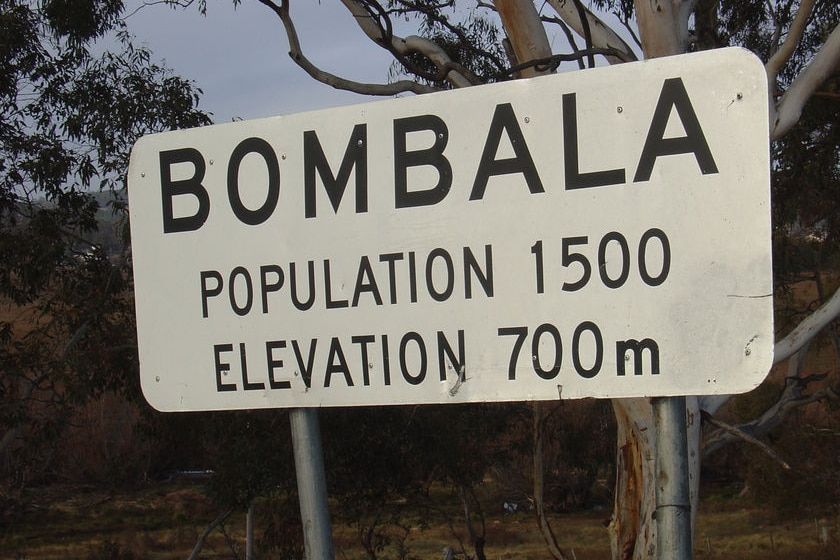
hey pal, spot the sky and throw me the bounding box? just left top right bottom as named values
left=120, top=2, right=639, bottom=125
left=122, top=1, right=402, bottom=123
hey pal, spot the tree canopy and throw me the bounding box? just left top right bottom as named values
left=245, top=1, right=839, bottom=558
left=0, top=0, right=210, bottom=482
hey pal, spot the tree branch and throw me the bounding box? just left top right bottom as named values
left=702, top=282, right=840, bottom=416
left=545, top=0, right=638, bottom=64
left=766, top=0, right=815, bottom=91
left=533, top=403, right=571, bottom=560
left=496, top=0, right=553, bottom=78
left=187, top=508, right=235, bottom=560
left=497, top=47, right=634, bottom=78
left=771, top=21, right=840, bottom=140
left=633, top=0, right=694, bottom=58
left=256, top=0, right=438, bottom=97
left=341, top=0, right=474, bottom=88
left=702, top=373, right=839, bottom=459
left=701, top=411, right=791, bottom=469
left=774, top=282, right=840, bottom=366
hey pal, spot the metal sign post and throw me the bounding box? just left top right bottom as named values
left=654, top=396, right=692, bottom=560
left=290, top=408, right=335, bottom=559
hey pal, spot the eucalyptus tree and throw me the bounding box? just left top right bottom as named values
left=0, top=0, right=210, bottom=485
left=164, top=0, right=837, bottom=557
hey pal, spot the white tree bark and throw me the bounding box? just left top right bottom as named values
left=770, top=20, right=840, bottom=140
left=259, top=3, right=840, bottom=559
left=545, top=0, right=639, bottom=63
left=496, top=0, right=553, bottom=77
left=634, top=0, right=694, bottom=58
left=341, top=0, right=475, bottom=88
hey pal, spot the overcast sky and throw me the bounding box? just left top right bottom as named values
left=123, top=1, right=400, bottom=123
left=121, top=2, right=638, bottom=124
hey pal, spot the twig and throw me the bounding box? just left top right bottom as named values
left=701, top=411, right=791, bottom=470
left=187, top=508, right=234, bottom=560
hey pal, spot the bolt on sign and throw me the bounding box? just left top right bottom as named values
left=128, top=47, right=772, bottom=412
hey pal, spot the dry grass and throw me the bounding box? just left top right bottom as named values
left=2, top=481, right=838, bottom=560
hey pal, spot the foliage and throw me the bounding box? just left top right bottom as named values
left=202, top=410, right=296, bottom=508
left=384, top=1, right=507, bottom=86
left=318, top=403, right=528, bottom=558
left=742, top=402, right=840, bottom=514
left=539, top=401, right=615, bottom=511
left=0, top=0, right=210, bottom=488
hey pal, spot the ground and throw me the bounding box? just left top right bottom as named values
left=1, top=479, right=838, bottom=559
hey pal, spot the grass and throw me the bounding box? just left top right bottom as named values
left=2, top=480, right=838, bottom=560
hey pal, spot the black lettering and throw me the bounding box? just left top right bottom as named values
left=572, top=321, right=603, bottom=379
left=639, top=228, right=671, bottom=286
left=563, top=93, right=626, bottom=189
left=394, top=115, right=452, bottom=208
left=379, top=253, right=404, bottom=305
left=437, top=330, right=465, bottom=382
left=352, top=256, right=383, bottom=307
left=324, top=260, right=349, bottom=309
left=229, top=266, right=254, bottom=316
left=292, top=339, right=317, bottom=388
left=200, top=270, right=223, bottom=318
left=324, top=337, right=353, bottom=387
left=470, top=103, right=544, bottom=200
left=266, top=340, right=290, bottom=390
left=634, top=77, right=718, bottom=182
left=616, top=339, right=660, bottom=376
left=400, top=332, right=427, bottom=385
left=426, top=248, right=454, bottom=302
left=598, top=232, right=630, bottom=289
left=381, top=334, right=392, bottom=385
left=160, top=148, right=209, bottom=233
left=260, top=265, right=284, bottom=314
left=532, top=323, right=562, bottom=380
left=304, top=125, right=368, bottom=218
left=499, top=326, right=528, bottom=380
left=464, top=245, right=494, bottom=298
left=240, top=342, right=265, bottom=390
left=227, top=137, right=281, bottom=225
left=408, top=252, right=418, bottom=303
left=290, top=261, right=316, bottom=311
left=352, top=335, right=376, bottom=386
left=214, top=343, right=236, bottom=392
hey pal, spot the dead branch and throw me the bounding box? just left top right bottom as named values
left=702, top=373, right=839, bottom=459
left=533, top=403, right=572, bottom=560
left=701, top=411, right=791, bottom=469
left=187, top=508, right=235, bottom=560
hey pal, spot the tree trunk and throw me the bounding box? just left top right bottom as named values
left=610, top=398, right=701, bottom=560
left=606, top=4, right=696, bottom=558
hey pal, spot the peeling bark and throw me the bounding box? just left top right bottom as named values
left=634, top=0, right=693, bottom=58
left=610, top=399, right=655, bottom=560
left=496, top=0, right=553, bottom=77
left=256, top=3, right=840, bottom=560
left=545, top=0, right=639, bottom=64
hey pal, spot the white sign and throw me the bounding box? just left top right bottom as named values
left=129, top=47, right=773, bottom=412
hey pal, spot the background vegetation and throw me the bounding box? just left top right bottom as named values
left=2, top=1, right=840, bottom=559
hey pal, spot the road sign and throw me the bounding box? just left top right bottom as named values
left=128, top=47, right=772, bottom=412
